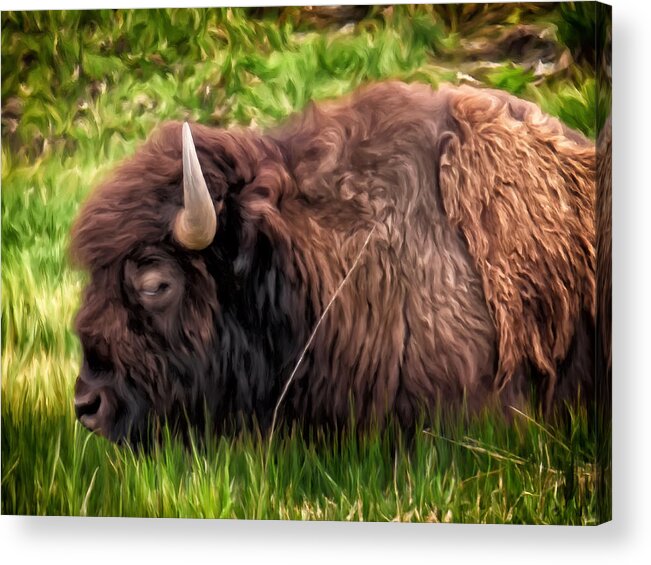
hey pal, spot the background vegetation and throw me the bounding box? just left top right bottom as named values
left=1, top=3, right=610, bottom=522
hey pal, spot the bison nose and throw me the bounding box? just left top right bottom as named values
left=75, top=390, right=102, bottom=420
left=74, top=389, right=106, bottom=432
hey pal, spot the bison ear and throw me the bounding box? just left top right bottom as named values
left=173, top=123, right=218, bottom=250
left=438, top=88, right=595, bottom=395
left=236, top=159, right=293, bottom=251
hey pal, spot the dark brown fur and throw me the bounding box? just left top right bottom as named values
left=596, top=118, right=612, bottom=374
left=71, top=81, right=597, bottom=445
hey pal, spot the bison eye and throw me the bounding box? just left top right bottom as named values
left=125, top=258, right=181, bottom=308
left=142, top=282, right=170, bottom=296
left=136, top=269, right=173, bottom=298
left=141, top=281, right=170, bottom=297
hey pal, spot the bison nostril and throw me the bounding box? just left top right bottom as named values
left=75, top=392, right=102, bottom=421
left=84, top=348, right=112, bottom=374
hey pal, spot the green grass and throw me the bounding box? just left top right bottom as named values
left=1, top=6, right=610, bottom=522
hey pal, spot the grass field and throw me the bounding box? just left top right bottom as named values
left=1, top=5, right=610, bottom=522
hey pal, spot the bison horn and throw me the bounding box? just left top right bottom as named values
left=173, top=122, right=217, bottom=250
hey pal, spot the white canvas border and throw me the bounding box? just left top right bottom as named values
left=2, top=0, right=649, bottom=563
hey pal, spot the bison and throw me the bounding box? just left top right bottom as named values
left=71, top=81, right=598, bottom=446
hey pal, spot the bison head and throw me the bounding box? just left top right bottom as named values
left=71, top=122, right=284, bottom=446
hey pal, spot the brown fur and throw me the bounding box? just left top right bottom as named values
left=71, top=81, right=597, bottom=443
left=596, top=118, right=612, bottom=372
left=438, top=85, right=596, bottom=406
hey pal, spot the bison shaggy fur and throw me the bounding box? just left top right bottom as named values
left=70, top=81, right=598, bottom=445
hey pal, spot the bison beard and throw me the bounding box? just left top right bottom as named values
left=70, top=82, right=597, bottom=446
